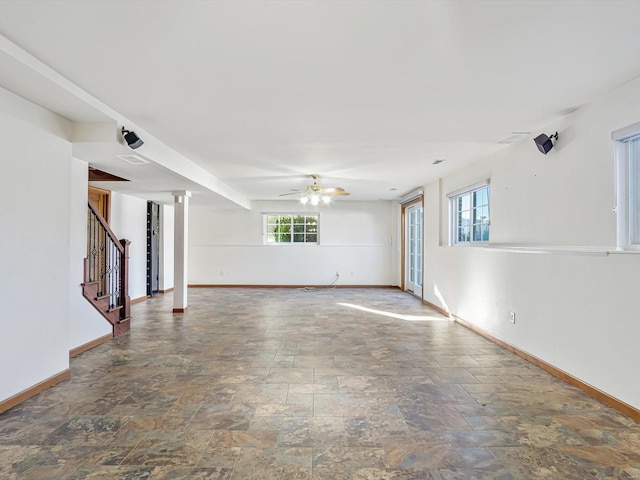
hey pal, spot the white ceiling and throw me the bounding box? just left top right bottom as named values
left=2, top=0, right=640, bottom=206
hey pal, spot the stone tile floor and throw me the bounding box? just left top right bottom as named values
left=1, top=287, right=640, bottom=479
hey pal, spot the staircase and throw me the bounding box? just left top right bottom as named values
left=82, top=202, right=131, bottom=337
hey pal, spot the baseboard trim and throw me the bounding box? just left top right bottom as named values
left=188, top=284, right=399, bottom=289
left=159, top=288, right=174, bottom=293
left=173, top=307, right=187, bottom=313
left=427, top=302, right=640, bottom=422
left=69, top=333, right=112, bottom=358
left=422, top=299, right=452, bottom=318
left=0, top=369, right=71, bottom=414
left=131, top=295, right=150, bottom=304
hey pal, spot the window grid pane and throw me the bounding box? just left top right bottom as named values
left=630, top=138, right=640, bottom=244
left=452, top=186, right=489, bottom=245
left=266, top=214, right=319, bottom=244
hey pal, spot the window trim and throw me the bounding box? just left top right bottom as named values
left=612, top=122, right=640, bottom=251
left=447, top=180, right=490, bottom=246
left=262, top=213, right=320, bottom=245
left=446, top=179, right=490, bottom=200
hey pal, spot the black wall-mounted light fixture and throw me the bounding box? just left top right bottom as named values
left=533, top=131, right=558, bottom=155
left=121, top=127, right=144, bottom=149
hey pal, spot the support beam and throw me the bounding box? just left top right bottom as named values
left=172, top=190, right=191, bottom=313
left=0, top=34, right=251, bottom=209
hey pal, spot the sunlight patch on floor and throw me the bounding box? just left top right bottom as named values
left=337, top=302, right=449, bottom=322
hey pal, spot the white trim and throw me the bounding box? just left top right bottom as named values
left=404, top=202, right=424, bottom=297
left=261, top=211, right=320, bottom=215
left=449, top=183, right=490, bottom=246
left=446, top=179, right=490, bottom=199
left=484, top=244, right=640, bottom=256
left=615, top=140, right=627, bottom=250
left=262, top=213, right=320, bottom=245
left=191, top=243, right=390, bottom=248
left=398, top=188, right=424, bottom=205
left=612, top=121, right=640, bottom=141
left=612, top=125, right=640, bottom=251
left=484, top=244, right=609, bottom=256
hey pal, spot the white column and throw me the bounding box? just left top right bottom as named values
left=172, top=190, right=191, bottom=313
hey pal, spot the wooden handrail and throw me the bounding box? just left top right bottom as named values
left=88, top=201, right=124, bottom=255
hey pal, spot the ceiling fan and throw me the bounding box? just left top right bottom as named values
left=279, top=174, right=350, bottom=205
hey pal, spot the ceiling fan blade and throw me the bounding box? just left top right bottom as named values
left=323, top=186, right=350, bottom=196
left=327, top=190, right=350, bottom=196
left=278, top=191, right=303, bottom=197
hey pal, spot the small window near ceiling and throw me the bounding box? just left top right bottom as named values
left=613, top=123, right=640, bottom=250
left=449, top=183, right=490, bottom=245
left=265, top=214, right=319, bottom=244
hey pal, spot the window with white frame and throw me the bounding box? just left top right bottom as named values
left=264, top=214, right=319, bottom=244
left=449, top=183, right=490, bottom=245
left=613, top=122, right=640, bottom=250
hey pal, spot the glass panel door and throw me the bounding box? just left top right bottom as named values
left=405, top=204, right=423, bottom=298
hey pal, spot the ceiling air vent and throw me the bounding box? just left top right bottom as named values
left=116, top=154, right=149, bottom=165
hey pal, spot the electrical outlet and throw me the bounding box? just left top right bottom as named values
left=350, top=271, right=355, bottom=277
left=220, top=270, right=225, bottom=277
left=510, top=312, right=516, bottom=324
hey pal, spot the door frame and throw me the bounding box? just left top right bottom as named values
left=146, top=201, right=160, bottom=297
left=400, top=196, right=424, bottom=297
left=88, top=186, right=111, bottom=223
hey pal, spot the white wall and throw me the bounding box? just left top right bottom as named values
left=0, top=89, right=73, bottom=401
left=423, top=76, right=640, bottom=410
left=189, top=200, right=396, bottom=285
left=159, top=204, right=174, bottom=291
left=110, top=192, right=148, bottom=300
left=68, top=157, right=111, bottom=350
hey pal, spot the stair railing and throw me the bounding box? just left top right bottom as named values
left=85, top=202, right=130, bottom=324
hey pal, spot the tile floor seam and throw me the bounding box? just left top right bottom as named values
left=2, top=287, right=640, bottom=479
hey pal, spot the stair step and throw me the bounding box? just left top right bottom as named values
left=118, top=317, right=131, bottom=324
left=96, top=294, right=111, bottom=301
left=107, top=305, right=123, bottom=313
left=81, top=281, right=100, bottom=287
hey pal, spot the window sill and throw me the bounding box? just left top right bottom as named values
left=475, top=244, right=640, bottom=256
left=607, top=249, right=640, bottom=255
left=265, top=243, right=319, bottom=246
left=483, top=245, right=609, bottom=256
left=449, top=242, right=490, bottom=247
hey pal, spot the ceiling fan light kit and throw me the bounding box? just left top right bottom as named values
left=279, top=174, right=350, bottom=204
left=300, top=193, right=331, bottom=205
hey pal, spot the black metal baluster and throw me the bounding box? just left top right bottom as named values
left=102, top=224, right=107, bottom=298
left=110, top=241, right=115, bottom=309
left=91, top=212, right=96, bottom=283
left=86, top=205, right=126, bottom=317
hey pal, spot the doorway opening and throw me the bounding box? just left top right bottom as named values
left=88, top=186, right=110, bottom=222
left=402, top=200, right=423, bottom=299
left=147, top=201, right=160, bottom=297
